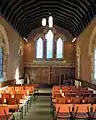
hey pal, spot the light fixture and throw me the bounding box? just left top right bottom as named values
left=42, top=18, right=46, bottom=26
left=23, top=37, right=28, bottom=42
left=42, top=14, right=53, bottom=28
left=48, top=16, right=53, bottom=28
left=72, top=37, right=76, bottom=42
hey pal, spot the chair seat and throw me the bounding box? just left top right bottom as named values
left=89, top=112, right=96, bottom=118
left=0, top=114, right=13, bottom=120
left=75, top=113, right=89, bottom=118
left=57, top=112, right=71, bottom=118
left=8, top=105, right=20, bottom=111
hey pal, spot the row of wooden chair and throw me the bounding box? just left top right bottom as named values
left=53, top=104, right=96, bottom=119
left=54, top=97, right=96, bottom=104
left=51, top=85, right=96, bottom=119
left=62, top=92, right=93, bottom=97
left=8, top=86, right=34, bottom=90
left=0, top=84, right=37, bottom=120
left=52, top=88, right=92, bottom=94
left=52, top=85, right=88, bottom=91
left=52, top=92, right=95, bottom=99
left=0, top=95, right=32, bottom=120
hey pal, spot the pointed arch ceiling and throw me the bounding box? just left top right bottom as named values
left=0, top=0, right=96, bottom=39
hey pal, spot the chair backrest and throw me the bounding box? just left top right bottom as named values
left=8, top=87, right=14, bottom=91
left=86, top=97, right=95, bottom=104
left=74, top=104, right=91, bottom=113
left=17, top=90, right=27, bottom=95
left=80, top=97, right=88, bottom=104
left=92, top=104, right=96, bottom=112
left=15, top=86, right=24, bottom=91
left=52, top=94, right=62, bottom=99
left=25, top=86, right=34, bottom=91
left=92, top=94, right=96, bottom=97
left=66, top=97, right=73, bottom=104
left=0, top=98, right=4, bottom=104
left=9, top=90, right=17, bottom=94
left=2, top=93, right=11, bottom=99
left=55, top=104, right=72, bottom=113
left=15, top=94, right=24, bottom=99
left=57, top=98, right=66, bottom=104
left=7, top=98, right=20, bottom=105
left=73, top=97, right=81, bottom=104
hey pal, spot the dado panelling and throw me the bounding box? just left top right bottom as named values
left=24, top=66, right=75, bottom=84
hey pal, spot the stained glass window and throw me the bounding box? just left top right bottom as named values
left=36, top=38, right=43, bottom=59
left=36, top=30, right=64, bottom=60
left=56, top=37, right=63, bottom=58
left=45, top=30, right=53, bottom=59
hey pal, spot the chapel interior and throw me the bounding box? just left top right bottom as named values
left=0, top=0, right=96, bottom=120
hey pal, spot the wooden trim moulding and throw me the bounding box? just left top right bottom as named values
left=0, top=79, right=15, bottom=88
left=75, top=78, right=96, bottom=90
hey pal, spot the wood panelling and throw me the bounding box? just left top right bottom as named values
left=0, top=79, right=15, bottom=88
left=75, top=78, right=96, bottom=91
left=25, top=66, right=75, bottom=85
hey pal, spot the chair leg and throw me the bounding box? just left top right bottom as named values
left=24, top=105, right=26, bottom=116
left=33, top=94, right=36, bottom=101
left=20, top=106, right=23, bottom=120
left=12, top=114, right=15, bottom=120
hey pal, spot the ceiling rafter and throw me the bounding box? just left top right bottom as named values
left=14, top=6, right=82, bottom=31
left=0, top=0, right=96, bottom=39
left=22, top=16, right=76, bottom=36
left=17, top=11, right=77, bottom=32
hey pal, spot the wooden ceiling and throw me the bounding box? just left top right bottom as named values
left=0, top=0, right=96, bottom=39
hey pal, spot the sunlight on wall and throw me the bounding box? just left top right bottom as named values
left=15, top=67, right=19, bottom=84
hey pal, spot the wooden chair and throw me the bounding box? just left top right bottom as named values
left=73, top=97, right=81, bottom=104
left=56, top=98, right=66, bottom=104
left=8, top=87, right=14, bottom=92
left=7, top=98, right=23, bottom=120
left=0, top=105, right=13, bottom=120
left=66, top=97, right=73, bottom=104
left=73, top=104, right=90, bottom=119
left=7, top=98, right=20, bottom=111
left=15, top=94, right=24, bottom=100
left=9, top=90, right=17, bottom=94
left=52, top=94, right=62, bottom=99
left=88, top=104, right=96, bottom=119
left=25, top=86, right=34, bottom=95
left=80, top=97, right=88, bottom=104
left=54, top=104, right=72, bottom=120
left=0, top=98, right=4, bottom=104
left=86, top=97, right=95, bottom=104
left=2, top=93, right=11, bottom=99
left=15, top=86, right=24, bottom=91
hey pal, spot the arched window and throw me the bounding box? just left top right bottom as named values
left=93, top=48, right=96, bottom=79
left=36, top=37, right=43, bottom=59
left=45, top=30, right=53, bottom=59
left=56, top=37, right=63, bottom=58
left=0, top=48, right=3, bottom=78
